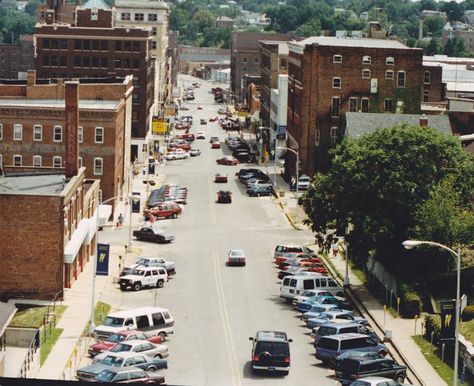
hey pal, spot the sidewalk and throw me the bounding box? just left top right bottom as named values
left=273, top=171, right=447, bottom=386
left=35, top=167, right=166, bottom=380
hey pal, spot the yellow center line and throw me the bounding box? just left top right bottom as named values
left=213, top=250, right=241, bottom=386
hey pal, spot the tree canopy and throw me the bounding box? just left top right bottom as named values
left=302, top=125, right=474, bottom=275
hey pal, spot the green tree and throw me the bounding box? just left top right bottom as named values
left=440, top=1, right=464, bottom=22
left=25, top=0, right=41, bottom=17
left=303, top=125, right=474, bottom=270
left=295, top=18, right=321, bottom=37
left=423, top=15, right=445, bottom=38
left=444, top=36, right=465, bottom=57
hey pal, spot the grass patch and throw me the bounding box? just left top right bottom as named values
left=84, top=301, right=111, bottom=335
left=460, top=319, right=474, bottom=342
left=40, top=328, right=63, bottom=365
left=412, top=336, right=454, bottom=385
left=10, top=305, right=67, bottom=328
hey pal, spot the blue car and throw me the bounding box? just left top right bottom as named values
left=307, top=310, right=368, bottom=329
left=301, top=304, right=343, bottom=321
left=298, top=295, right=353, bottom=313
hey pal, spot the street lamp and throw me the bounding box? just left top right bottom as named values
left=402, top=239, right=461, bottom=386
left=276, top=146, right=299, bottom=196
left=89, top=193, right=139, bottom=335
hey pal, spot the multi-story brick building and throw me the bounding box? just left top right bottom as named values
left=34, top=0, right=153, bottom=162
left=230, top=32, right=294, bottom=104
left=0, top=81, right=101, bottom=299
left=0, top=70, right=133, bottom=206
left=286, top=33, right=442, bottom=177
left=0, top=35, right=34, bottom=80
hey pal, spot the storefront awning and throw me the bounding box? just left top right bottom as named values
left=64, top=218, right=89, bottom=263
left=98, top=204, right=112, bottom=226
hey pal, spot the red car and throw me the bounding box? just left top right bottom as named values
left=274, top=253, right=321, bottom=267
left=209, top=116, right=218, bottom=122
left=144, top=201, right=182, bottom=220
left=211, top=141, right=221, bottom=149
left=88, top=330, right=163, bottom=357
left=216, top=156, right=239, bottom=165
left=214, top=173, right=228, bottom=183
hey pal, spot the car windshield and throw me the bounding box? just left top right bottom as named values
left=102, top=317, right=124, bottom=327
left=101, top=355, right=125, bottom=366
left=230, top=250, right=244, bottom=257
left=110, top=343, right=132, bottom=353
left=132, top=269, right=145, bottom=276
left=135, top=259, right=150, bottom=265
left=95, top=370, right=116, bottom=382
left=107, top=334, right=126, bottom=343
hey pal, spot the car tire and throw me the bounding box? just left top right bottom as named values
left=158, top=332, right=166, bottom=341
left=120, top=285, right=127, bottom=291
left=147, top=366, right=157, bottom=372
left=133, top=282, right=142, bottom=291
left=157, top=280, right=164, bottom=288
left=395, top=374, right=405, bottom=383
left=379, top=350, right=387, bottom=357
left=172, top=213, right=177, bottom=219
left=154, top=354, right=162, bottom=359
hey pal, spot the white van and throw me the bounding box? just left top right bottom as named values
left=280, top=274, right=344, bottom=301
left=94, top=307, right=174, bottom=341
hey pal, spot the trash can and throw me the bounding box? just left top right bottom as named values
left=279, top=190, right=285, bottom=197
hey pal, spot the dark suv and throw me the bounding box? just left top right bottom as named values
left=335, top=357, right=407, bottom=385
left=249, top=331, right=292, bottom=375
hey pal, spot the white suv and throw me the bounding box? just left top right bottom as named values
left=297, top=175, right=311, bottom=190
left=119, top=266, right=168, bottom=291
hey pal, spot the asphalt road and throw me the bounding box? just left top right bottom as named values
left=83, top=75, right=338, bottom=386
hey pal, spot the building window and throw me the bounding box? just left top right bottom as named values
left=349, top=97, right=358, bottom=112
left=330, top=127, right=339, bottom=143
left=331, top=97, right=340, bottom=117
left=255, top=57, right=259, bottom=64
left=94, top=157, right=103, bottom=175
left=95, top=127, right=104, bottom=143
left=91, top=8, right=98, bottom=21
left=74, top=56, right=81, bottom=67
left=385, top=70, right=394, bottom=80
left=121, top=12, right=131, bottom=21
left=315, top=129, right=321, bottom=146
left=332, top=77, right=341, bottom=88
left=243, top=57, right=247, bottom=63
left=78, top=126, right=83, bottom=143
left=424, top=71, right=431, bottom=84
left=135, top=13, right=144, bottom=21
left=54, top=125, right=62, bottom=142
left=397, top=71, right=406, bottom=87
left=386, top=57, right=394, bottom=65
left=78, top=157, right=83, bottom=168
left=362, top=55, right=371, bottom=64
left=13, top=124, right=22, bottom=140
left=423, top=90, right=430, bottom=102
left=280, top=59, right=287, bottom=70
left=333, top=54, right=342, bottom=63
left=13, top=155, right=22, bottom=166
left=53, top=156, right=62, bottom=168
left=242, top=67, right=247, bottom=72
left=361, top=98, right=370, bottom=112
left=33, top=125, right=42, bottom=141
left=152, top=27, right=157, bottom=36
left=362, top=69, right=371, bottom=79
left=148, top=13, right=157, bottom=22
left=152, top=41, right=157, bottom=49
left=33, top=155, right=42, bottom=167
left=0, top=123, right=2, bottom=140
left=384, top=99, right=393, bottom=112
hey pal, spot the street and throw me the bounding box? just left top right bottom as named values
left=82, top=75, right=338, bottom=385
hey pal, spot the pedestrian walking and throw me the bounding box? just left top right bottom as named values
left=149, top=214, right=155, bottom=225
left=117, top=213, right=124, bottom=227
left=331, top=240, right=339, bottom=258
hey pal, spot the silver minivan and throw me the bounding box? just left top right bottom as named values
left=312, top=322, right=378, bottom=346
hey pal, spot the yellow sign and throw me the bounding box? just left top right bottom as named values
left=152, top=117, right=168, bottom=134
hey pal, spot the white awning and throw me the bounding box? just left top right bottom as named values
left=64, top=218, right=89, bottom=263
left=98, top=204, right=112, bottom=226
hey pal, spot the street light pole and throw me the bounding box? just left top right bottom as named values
left=402, top=239, right=461, bottom=386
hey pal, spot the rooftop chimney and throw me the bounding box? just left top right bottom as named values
left=65, top=81, right=79, bottom=178
left=26, top=70, right=36, bottom=86
left=419, top=114, right=428, bottom=127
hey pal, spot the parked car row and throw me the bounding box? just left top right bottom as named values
left=226, top=137, right=257, bottom=164
left=236, top=168, right=273, bottom=197
left=80, top=307, right=175, bottom=383
left=146, top=185, right=188, bottom=207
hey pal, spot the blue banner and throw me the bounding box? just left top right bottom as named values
left=439, top=299, right=456, bottom=341
left=96, top=243, right=110, bottom=276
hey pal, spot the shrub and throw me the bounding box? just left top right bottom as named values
left=462, top=305, right=474, bottom=322
left=399, top=283, right=422, bottom=318
left=424, top=314, right=441, bottom=344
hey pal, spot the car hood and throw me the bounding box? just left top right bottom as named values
left=78, top=363, right=110, bottom=375
left=120, top=274, right=144, bottom=281
left=89, top=342, right=113, bottom=352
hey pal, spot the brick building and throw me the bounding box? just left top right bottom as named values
left=285, top=34, right=443, bottom=178
left=0, top=70, right=133, bottom=206
left=34, top=0, right=154, bottom=162
left=230, top=32, right=294, bottom=104
left=0, top=35, right=34, bottom=80
left=0, top=82, right=101, bottom=299
left=178, top=45, right=230, bottom=75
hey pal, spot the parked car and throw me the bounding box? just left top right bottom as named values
left=165, top=151, right=189, bottom=160
left=347, top=377, right=409, bottom=386
left=190, top=148, right=201, bottom=156
left=227, top=249, right=246, bottom=266
left=209, top=136, right=219, bottom=143
left=214, top=173, right=228, bottom=183
left=119, top=266, right=168, bottom=291
left=233, top=151, right=257, bottom=164
left=94, top=366, right=165, bottom=384
left=297, top=174, right=311, bottom=190
left=312, top=322, right=379, bottom=346
left=292, top=290, right=337, bottom=307
left=211, top=141, right=221, bottom=149
left=298, top=295, right=353, bottom=313
left=77, top=352, right=167, bottom=381
left=217, top=190, right=232, bottom=203
left=209, top=116, right=218, bottom=121
left=335, top=357, right=407, bottom=385
left=307, top=310, right=368, bottom=330
left=248, top=185, right=273, bottom=197
left=196, top=131, right=206, bottom=139
left=133, top=227, right=175, bottom=243
left=88, top=331, right=163, bottom=358
left=93, top=340, right=169, bottom=363
left=217, top=156, right=239, bottom=165
left=121, top=257, right=176, bottom=276
left=249, top=331, right=292, bottom=375
left=144, top=201, right=182, bottom=220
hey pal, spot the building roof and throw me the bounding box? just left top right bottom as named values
left=81, top=0, right=110, bottom=10
left=0, top=173, right=68, bottom=196
left=0, top=99, right=120, bottom=110
left=293, top=36, right=413, bottom=50
left=232, top=32, right=294, bottom=51
left=345, top=113, right=452, bottom=138
left=260, top=40, right=289, bottom=55
left=180, top=53, right=230, bottom=63
left=0, top=302, right=17, bottom=337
